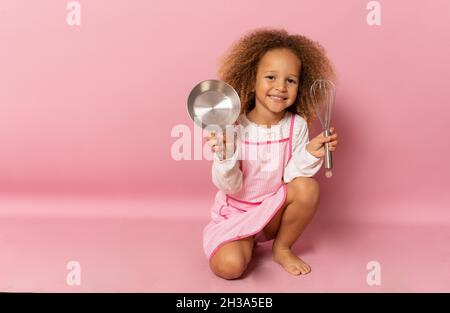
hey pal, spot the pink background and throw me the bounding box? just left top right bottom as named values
left=1, top=0, right=450, bottom=292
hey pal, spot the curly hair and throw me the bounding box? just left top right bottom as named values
left=218, top=28, right=335, bottom=125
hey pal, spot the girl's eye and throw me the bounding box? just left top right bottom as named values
left=265, top=76, right=296, bottom=84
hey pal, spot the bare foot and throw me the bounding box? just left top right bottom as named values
left=273, top=248, right=311, bottom=275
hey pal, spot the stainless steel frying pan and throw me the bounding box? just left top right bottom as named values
left=187, top=80, right=241, bottom=129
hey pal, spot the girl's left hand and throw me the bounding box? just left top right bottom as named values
left=306, top=127, right=339, bottom=159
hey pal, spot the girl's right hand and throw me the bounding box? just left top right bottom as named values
left=206, top=131, right=237, bottom=160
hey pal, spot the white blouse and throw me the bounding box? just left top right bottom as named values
left=212, top=112, right=323, bottom=194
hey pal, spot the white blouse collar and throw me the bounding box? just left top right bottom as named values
left=239, top=111, right=291, bottom=129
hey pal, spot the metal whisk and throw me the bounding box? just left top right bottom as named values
left=310, top=79, right=336, bottom=178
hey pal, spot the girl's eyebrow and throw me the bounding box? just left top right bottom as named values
left=263, top=70, right=298, bottom=78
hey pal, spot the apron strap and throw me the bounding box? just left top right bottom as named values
left=288, top=113, right=295, bottom=160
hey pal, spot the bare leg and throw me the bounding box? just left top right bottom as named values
left=264, top=177, right=320, bottom=275
left=209, top=236, right=254, bottom=280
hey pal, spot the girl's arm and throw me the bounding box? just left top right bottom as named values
left=211, top=140, right=243, bottom=194
left=283, top=116, right=323, bottom=182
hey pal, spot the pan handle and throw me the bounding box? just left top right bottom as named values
left=216, top=128, right=237, bottom=160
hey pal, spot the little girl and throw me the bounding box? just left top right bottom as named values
left=203, top=28, right=339, bottom=279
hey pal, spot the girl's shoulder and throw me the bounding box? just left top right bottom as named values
left=291, top=112, right=307, bottom=128
left=290, top=113, right=309, bottom=140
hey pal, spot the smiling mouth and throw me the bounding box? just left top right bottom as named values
left=269, top=95, right=288, bottom=101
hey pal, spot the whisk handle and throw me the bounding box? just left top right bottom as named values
left=324, top=129, right=333, bottom=169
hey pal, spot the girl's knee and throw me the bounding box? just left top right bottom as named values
left=210, top=253, right=248, bottom=280
left=288, top=177, right=320, bottom=207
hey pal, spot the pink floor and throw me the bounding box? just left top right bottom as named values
left=1, top=196, right=449, bottom=292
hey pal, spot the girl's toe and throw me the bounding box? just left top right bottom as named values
left=288, top=265, right=301, bottom=275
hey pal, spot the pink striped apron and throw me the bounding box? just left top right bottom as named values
left=203, top=112, right=295, bottom=260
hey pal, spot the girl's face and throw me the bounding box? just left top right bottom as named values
left=253, top=48, right=301, bottom=114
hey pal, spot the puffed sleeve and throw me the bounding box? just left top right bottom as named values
left=211, top=139, right=243, bottom=194
left=283, top=116, right=323, bottom=182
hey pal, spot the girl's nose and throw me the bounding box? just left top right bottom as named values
left=276, top=82, right=287, bottom=91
